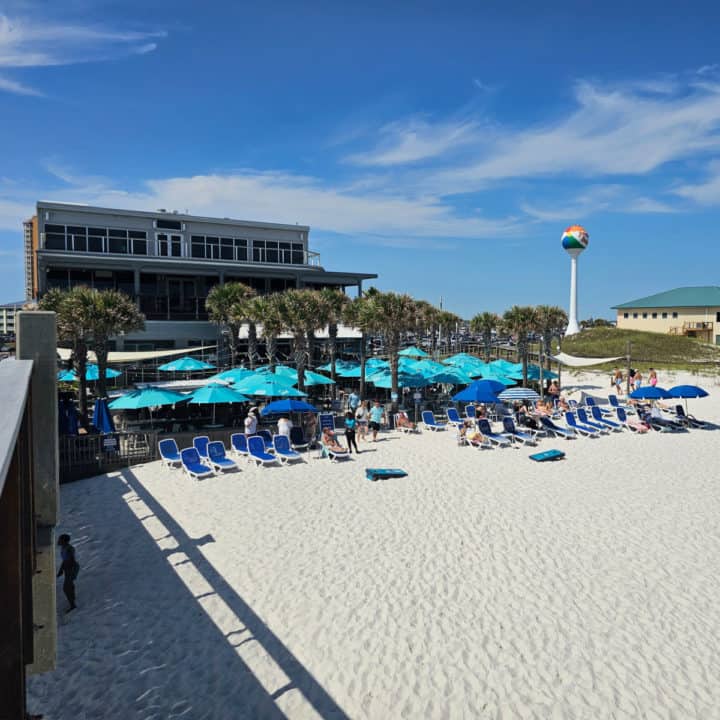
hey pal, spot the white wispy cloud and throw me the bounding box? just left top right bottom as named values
left=673, top=166, right=720, bottom=205
left=0, top=12, right=165, bottom=95
left=345, top=117, right=481, bottom=167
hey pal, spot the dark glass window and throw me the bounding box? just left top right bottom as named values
left=67, top=226, right=86, bottom=236
left=45, top=233, right=66, bottom=249
left=109, top=228, right=128, bottom=238
left=45, top=224, right=64, bottom=233
left=47, top=269, right=69, bottom=289
left=672, top=312, right=678, bottom=319
left=132, top=239, right=148, bottom=255
left=72, top=234, right=87, bottom=251
left=220, top=238, right=234, bottom=260
left=88, top=227, right=106, bottom=237
left=662, top=312, right=668, bottom=319
left=266, top=242, right=279, bottom=263
left=156, top=219, right=182, bottom=230
left=191, top=239, right=205, bottom=258
left=69, top=269, right=92, bottom=285
left=93, top=271, right=114, bottom=290
left=292, top=243, right=304, bottom=264
left=157, top=233, right=169, bottom=255
left=87, top=236, right=104, bottom=253
left=128, top=230, right=147, bottom=239
left=109, top=237, right=127, bottom=253
left=642, top=313, right=648, bottom=319
left=651, top=312, right=657, bottom=319
left=235, top=239, right=248, bottom=261
left=632, top=313, right=638, bottom=319
left=171, top=237, right=182, bottom=257
left=623, top=313, right=629, bottom=319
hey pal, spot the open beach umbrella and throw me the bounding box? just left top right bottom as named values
left=398, top=346, right=430, bottom=358
left=92, top=398, right=115, bottom=434
left=498, top=387, right=541, bottom=402
left=235, top=375, right=308, bottom=397
left=317, top=359, right=358, bottom=373
left=443, top=353, right=481, bottom=366
left=58, top=398, right=79, bottom=435
left=491, top=359, right=524, bottom=374
left=409, top=359, right=447, bottom=376
left=188, top=383, right=250, bottom=425
left=629, top=386, right=672, bottom=400
left=667, top=384, right=708, bottom=415
left=58, top=364, right=122, bottom=382
left=272, top=365, right=335, bottom=386
left=429, top=368, right=474, bottom=385
left=261, top=399, right=319, bottom=415
left=366, top=357, right=390, bottom=370
left=476, top=370, right=516, bottom=386
left=452, top=380, right=503, bottom=403
left=158, top=356, right=215, bottom=372
left=525, top=365, right=559, bottom=381
left=369, top=370, right=430, bottom=389
left=109, top=387, right=189, bottom=410
left=207, top=367, right=256, bottom=384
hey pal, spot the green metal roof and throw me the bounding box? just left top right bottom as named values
left=613, top=286, right=720, bottom=309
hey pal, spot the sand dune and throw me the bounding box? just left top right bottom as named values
left=28, top=372, right=720, bottom=719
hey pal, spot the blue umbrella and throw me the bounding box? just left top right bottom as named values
left=491, top=359, right=524, bottom=374
left=58, top=364, right=122, bottom=382
left=629, top=386, right=672, bottom=400
left=108, top=387, right=189, bottom=410
left=235, top=375, right=307, bottom=397
left=370, top=372, right=430, bottom=389
left=452, top=380, right=504, bottom=403
left=207, top=367, right=256, bottom=384
left=667, top=385, right=708, bottom=399
left=429, top=368, right=474, bottom=385
left=261, top=399, right=319, bottom=415
left=188, top=383, right=250, bottom=425
left=476, top=370, right=516, bottom=386
left=272, top=365, right=335, bottom=386
left=92, top=398, right=115, bottom=434
left=498, top=387, right=541, bottom=402
left=398, top=345, right=430, bottom=358
left=525, top=365, right=559, bottom=381
left=158, top=356, right=215, bottom=372
left=58, top=398, right=79, bottom=435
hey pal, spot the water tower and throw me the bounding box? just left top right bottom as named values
left=561, top=225, right=589, bottom=336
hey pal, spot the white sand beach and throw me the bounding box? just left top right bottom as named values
left=28, top=371, right=720, bottom=719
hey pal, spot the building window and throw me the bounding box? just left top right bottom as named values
left=662, top=312, right=667, bottom=319
left=157, top=233, right=183, bottom=257
left=156, top=219, right=182, bottom=230
left=651, top=312, right=657, bottom=319
left=672, top=312, right=678, bottom=319
left=623, top=313, right=629, bottom=319
left=716, top=312, right=720, bottom=322
left=191, top=235, right=248, bottom=261
left=642, top=313, right=648, bottom=319
left=632, top=313, right=638, bottom=319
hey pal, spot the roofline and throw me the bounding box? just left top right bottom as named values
left=612, top=285, right=720, bottom=309
left=36, top=201, right=311, bottom=233
left=612, top=303, right=720, bottom=309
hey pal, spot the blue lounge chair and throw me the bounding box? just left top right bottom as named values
left=609, top=394, right=634, bottom=414
left=289, top=426, right=311, bottom=451
left=565, top=412, right=600, bottom=437
left=230, top=432, right=249, bottom=458
left=181, top=447, right=214, bottom=480
left=476, top=418, right=512, bottom=447
left=319, top=441, right=351, bottom=461
left=273, top=434, right=303, bottom=463
left=577, top=408, right=611, bottom=434
left=158, top=438, right=182, bottom=467
left=585, top=396, right=611, bottom=416
left=207, top=441, right=239, bottom=472
left=674, top=404, right=710, bottom=429
left=247, top=435, right=279, bottom=466
left=465, top=405, right=476, bottom=420
left=422, top=410, right=446, bottom=431
left=590, top=406, right=623, bottom=432
left=540, top=416, right=576, bottom=439
left=616, top=407, right=648, bottom=433
left=446, top=408, right=464, bottom=430
left=257, top=429, right=274, bottom=450
left=193, top=435, right=210, bottom=459
left=502, top=417, right=538, bottom=445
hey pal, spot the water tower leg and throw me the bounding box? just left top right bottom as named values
left=565, top=255, right=580, bottom=335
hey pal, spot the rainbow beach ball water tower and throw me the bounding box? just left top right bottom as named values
left=561, top=224, right=589, bottom=336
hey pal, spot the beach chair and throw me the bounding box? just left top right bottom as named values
left=193, top=435, right=210, bottom=459
left=540, top=416, right=576, bottom=439
left=446, top=407, right=465, bottom=431
left=273, top=434, right=304, bottom=464
left=257, top=429, right=275, bottom=451
left=565, top=412, right=600, bottom=437
left=289, top=426, right=311, bottom=451
left=422, top=410, right=446, bottom=431
left=180, top=447, right=214, bottom=480
left=207, top=441, right=239, bottom=472
left=247, top=435, right=279, bottom=467
left=465, top=405, right=476, bottom=420
left=454, top=425, right=491, bottom=449
left=158, top=438, right=182, bottom=467
left=585, top=396, right=611, bottom=416
left=589, top=406, right=623, bottom=432
left=502, top=417, right=538, bottom=445
left=616, top=407, right=648, bottom=433
left=674, top=405, right=710, bottom=429
left=319, top=441, right=351, bottom=462
left=644, top=409, right=687, bottom=433
left=609, top=394, right=635, bottom=414
left=577, top=408, right=611, bottom=434
left=230, top=432, right=250, bottom=460
left=394, top=412, right=416, bottom=434
left=476, top=418, right=512, bottom=447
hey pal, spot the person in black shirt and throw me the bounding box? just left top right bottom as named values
left=57, top=533, right=79, bottom=612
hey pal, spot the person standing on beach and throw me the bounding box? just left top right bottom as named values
left=344, top=411, right=359, bottom=453
left=649, top=368, right=658, bottom=386
left=355, top=401, right=369, bottom=441
left=368, top=400, right=385, bottom=442
left=57, top=533, right=79, bottom=612
left=244, top=407, right=258, bottom=435
left=348, top=390, right=360, bottom=414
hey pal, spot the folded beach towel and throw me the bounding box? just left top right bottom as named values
left=529, top=449, right=566, bottom=462
left=365, top=468, right=408, bottom=482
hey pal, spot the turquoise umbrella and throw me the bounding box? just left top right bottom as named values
left=108, top=387, right=189, bottom=410
left=158, top=356, right=215, bottom=372
left=207, top=367, right=256, bottom=384
left=235, top=375, right=307, bottom=397
left=443, top=353, right=482, bottom=366
left=272, top=365, right=335, bottom=386
left=410, top=359, right=448, bottom=377
left=188, top=383, right=250, bottom=425
left=476, top=370, right=517, bottom=386
left=366, top=358, right=389, bottom=370
left=369, top=371, right=430, bottom=389
left=428, top=368, right=474, bottom=385
left=398, top=346, right=430, bottom=358
left=525, top=364, right=559, bottom=381
left=490, top=359, right=523, bottom=374
left=58, top=364, right=122, bottom=382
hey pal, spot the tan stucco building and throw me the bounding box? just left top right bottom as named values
left=613, top=286, right=720, bottom=344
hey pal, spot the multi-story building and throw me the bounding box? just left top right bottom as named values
left=25, top=202, right=376, bottom=351
left=0, top=301, right=24, bottom=336
left=613, top=286, right=720, bottom=344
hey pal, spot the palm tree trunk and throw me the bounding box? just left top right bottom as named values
left=75, top=340, right=89, bottom=427
left=521, top=341, right=528, bottom=387
left=294, top=333, right=306, bottom=392
left=307, top=330, right=316, bottom=369
left=96, top=339, right=109, bottom=399
left=484, top=332, right=491, bottom=362
left=359, top=332, right=366, bottom=398
left=267, top=335, right=277, bottom=370
left=329, top=323, right=338, bottom=399
left=228, top=324, right=238, bottom=367
left=247, top=322, right=257, bottom=369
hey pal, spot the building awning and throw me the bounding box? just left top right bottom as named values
left=57, top=345, right=216, bottom=364
left=551, top=352, right=623, bottom=367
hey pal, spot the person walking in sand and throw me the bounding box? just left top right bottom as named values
left=57, top=533, right=79, bottom=612
left=368, top=400, right=385, bottom=442
left=344, top=411, right=360, bottom=453
left=355, top=401, right=369, bottom=441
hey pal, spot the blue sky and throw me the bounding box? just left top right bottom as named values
left=1, top=1, right=720, bottom=319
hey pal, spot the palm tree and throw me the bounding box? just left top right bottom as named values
left=437, top=310, right=461, bottom=355
left=205, top=282, right=255, bottom=367
left=535, top=305, right=568, bottom=368
left=276, top=289, right=319, bottom=392
left=414, top=300, right=437, bottom=356
left=470, top=312, right=501, bottom=362
left=356, top=290, right=419, bottom=400
left=254, top=294, right=284, bottom=370
left=302, top=290, right=326, bottom=372
left=319, top=287, right=350, bottom=395
left=40, top=286, right=96, bottom=425
left=89, top=289, right=144, bottom=399
left=502, top=305, right=539, bottom=386
left=233, top=293, right=263, bottom=369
